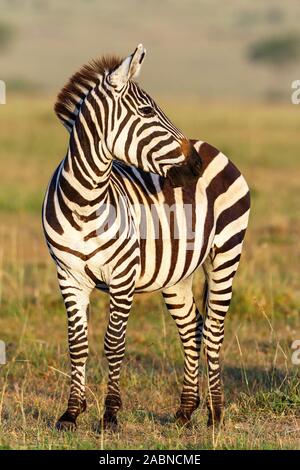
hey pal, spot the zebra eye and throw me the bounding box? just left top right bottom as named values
left=139, top=106, right=155, bottom=117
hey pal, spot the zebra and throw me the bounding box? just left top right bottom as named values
left=42, top=44, right=250, bottom=431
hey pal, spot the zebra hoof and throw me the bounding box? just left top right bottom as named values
left=207, top=408, right=224, bottom=428
left=56, top=412, right=77, bottom=431
left=174, top=409, right=192, bottom=428
left=56, top=419, right=77, bottom=431
left=98, top=413, right=118, bottom=433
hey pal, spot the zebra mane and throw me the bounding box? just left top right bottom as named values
left=54, top=55, right=122, bottom=132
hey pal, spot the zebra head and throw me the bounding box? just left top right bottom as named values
left=103, top=44, right=202, bottom=187
left=55, top=44, right=202, bottom=187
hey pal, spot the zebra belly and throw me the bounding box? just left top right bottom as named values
left=134, top=205, right=207, bottom=292
left=134, top=245, right=204, bottom=293
left=91, top=193, right=207, bottom=294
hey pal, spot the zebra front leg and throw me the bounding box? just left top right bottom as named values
left=100, top=279, right=135, bottom=431
left=56, top=274, right=92, bottom=431
left=162, top=277, right=203, bottom=426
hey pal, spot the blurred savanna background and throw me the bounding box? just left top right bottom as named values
left=0, top=0, right=299, bottom=450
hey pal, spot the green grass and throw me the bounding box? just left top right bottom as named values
left=0, top=96, right=299, bottom=449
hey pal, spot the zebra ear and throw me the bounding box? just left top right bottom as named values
left=109, top=44, right=146, bottom=88
left=128, top=44, right=146, bottom=80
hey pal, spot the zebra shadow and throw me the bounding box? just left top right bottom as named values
left=130, top=410, right=175, bottom=426
left=126, top=350, right=289, bottom=394
left=223, top=365, right=289, bottom=396
left=134, top=366, right=292, bottom=427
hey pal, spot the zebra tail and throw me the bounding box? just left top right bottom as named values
left=202, top=279, right=208, bottom=315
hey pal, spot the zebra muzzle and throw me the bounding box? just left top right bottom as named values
left=166, top=145, right=202, bottom=188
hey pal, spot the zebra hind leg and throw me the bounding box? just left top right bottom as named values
left=162, top=276, right=203, bottom=426
left=55, top=272, right=92, bottom=431
left=202, top=236, right=245, bottom=428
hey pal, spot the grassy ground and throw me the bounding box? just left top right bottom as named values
left=0, top=97, right=299, bottom=449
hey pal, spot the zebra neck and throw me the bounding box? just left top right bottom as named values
left=59, top=138, right=113, bottom=218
